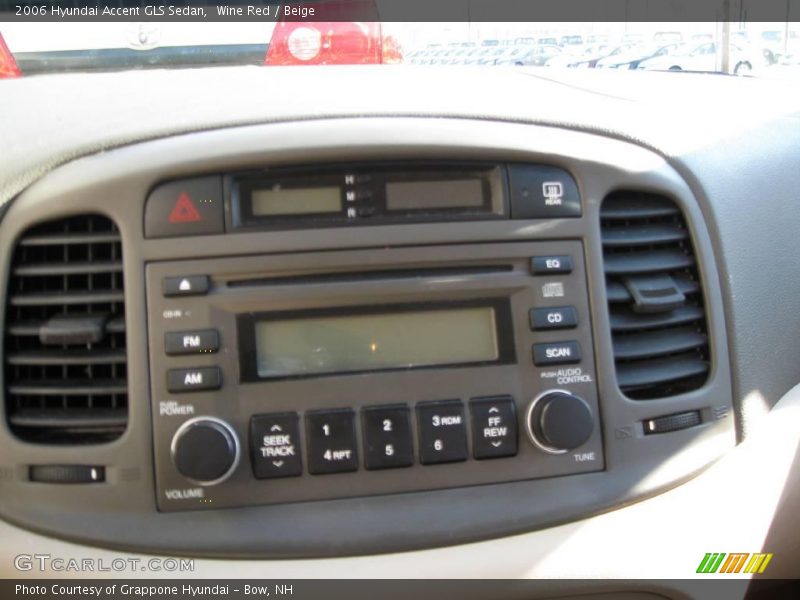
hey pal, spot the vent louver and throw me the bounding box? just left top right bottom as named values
left=601, top=192, right=710, bottom=399
left=4, top=215, right=127, bottom=443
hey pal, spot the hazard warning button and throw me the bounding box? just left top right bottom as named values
left=145, top=176, right=224, bottom=238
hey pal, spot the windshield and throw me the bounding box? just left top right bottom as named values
left=1, top=13, right=799, bottom=80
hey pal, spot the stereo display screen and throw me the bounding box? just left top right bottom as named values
left=251, top=305, right=502, bottom=378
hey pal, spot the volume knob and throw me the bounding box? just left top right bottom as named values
left=171, top=417, right=240, bottom=485
left=526, top=391, right=594, bottom=454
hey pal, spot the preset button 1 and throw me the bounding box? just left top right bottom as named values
left=416, top=400, right=468, bottom=465
left=306, top=409, right=358, bottom=475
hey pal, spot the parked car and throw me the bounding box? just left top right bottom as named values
left=595, top=43, right=679, bottom=69
left=495, top=44, right=562, bottom=67
left=559, top=35, right=583, bottom=47
left=637, top=41, right=762, bottom=75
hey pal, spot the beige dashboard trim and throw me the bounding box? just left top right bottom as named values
left=2, top=382, right=797, bottom=583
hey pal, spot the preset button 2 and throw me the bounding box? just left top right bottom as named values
left=362, top=405, right=414, bottom=470
left=306, top=409, right=358, bottom=475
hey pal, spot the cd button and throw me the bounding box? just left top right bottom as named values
left=250, top=413, right=302, bottom=479
left=306, top=409, right=358, bottom=475
left=529, top=306, right=578, bottom=331
left=416, top=400, right=468, bottom=465
left=362, top=405, right=413, bottom=470
left=470, top=396, right=518, bottom=459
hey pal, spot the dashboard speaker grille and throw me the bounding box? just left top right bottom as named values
left=601, top=192, right=710, bottom=399
left=3, top=215, right=127, bottom=443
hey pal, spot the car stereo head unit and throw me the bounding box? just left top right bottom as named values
left=146, top=240, right=603, bottom=512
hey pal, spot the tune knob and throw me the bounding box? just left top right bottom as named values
left=171, top=417, right=240, bottom=485
left=526, top=391, right=594, bottom=454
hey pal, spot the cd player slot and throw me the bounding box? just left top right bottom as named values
left=225, top=264, right=515, bottom=289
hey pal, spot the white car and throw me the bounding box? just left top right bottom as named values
left=595, top=43, right=679, bottom=69
left=637, top=41, right=760, bottom=75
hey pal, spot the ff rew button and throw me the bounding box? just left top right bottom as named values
left=165, top=330, right=220, bottom=355
left=145, top=176, right=225, bottom=238
left=416, top=400, right=468, bottom=465
left=533, top=341, right=582, bottom=366
left=167, top=367, right=222, bottom=393
left=362, top=405, right=414, bottom=470
left=250, top=413, right=302, bottom=479
left=306, top=409, right=358, bottom=475
left=470, top=396, right=518, bottom=459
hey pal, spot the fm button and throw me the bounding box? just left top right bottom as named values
left=165, top=330, right=220, bottom=355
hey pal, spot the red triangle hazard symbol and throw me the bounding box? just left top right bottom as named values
left=168, top=192, right=202, bottom=224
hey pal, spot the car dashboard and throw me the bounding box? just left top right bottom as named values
left=0, top=66, right=798, bottom=592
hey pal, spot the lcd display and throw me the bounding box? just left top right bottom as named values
left=385, top=179, right=484, bottom=211
left=254, top=306, right=499, bottom=378
left=251, top=186, right=342, bottom=216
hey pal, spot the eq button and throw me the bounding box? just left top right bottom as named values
left=531, top=255, right=573, bottom=275
left=165, top=329, right=220, bottom=355
left=416, top=400, right=468, bottom=465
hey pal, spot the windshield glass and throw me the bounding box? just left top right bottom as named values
left=1, top=11, right=799, bottom=80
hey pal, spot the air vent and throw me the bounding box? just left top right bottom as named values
left=601, top=192, right=710, bottom=399
left=4, top=215, right=127, bottom=443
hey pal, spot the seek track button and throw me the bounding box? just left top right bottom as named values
left=251, top=413, right=302, bottom=479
